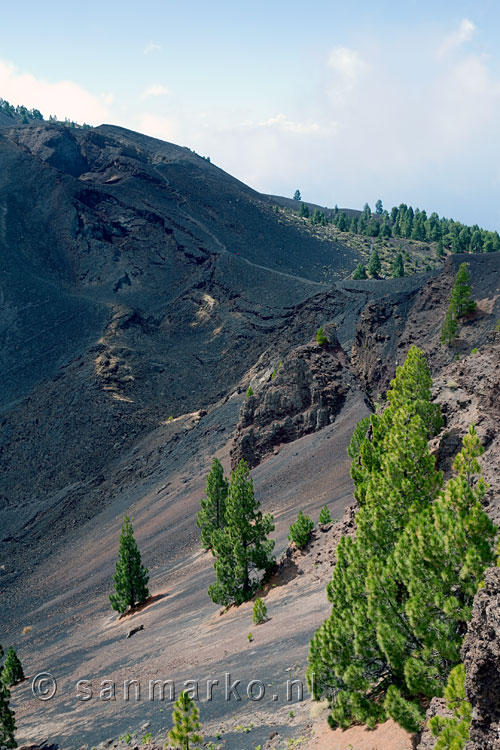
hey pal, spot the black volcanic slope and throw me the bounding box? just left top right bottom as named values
left=0, top=122, right=367, bottom=549
left=0, top=122, right=360, bottom=410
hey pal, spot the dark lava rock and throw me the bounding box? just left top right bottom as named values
left=462, top=566, right=500, bottom=749
left=231, top=335, right=364, bottom=469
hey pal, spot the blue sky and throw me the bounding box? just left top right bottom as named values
left=2, top=1, right=500, bottom=228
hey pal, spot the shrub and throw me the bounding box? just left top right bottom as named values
left=253, top=598, right=267, bottom=625
left=316, top=327, right=329, bottom=347
left=288, top=511, right=314, bottom=549
left=246, top=386, right=254, bottom=399
left=319, top=505, right=332, bottom=525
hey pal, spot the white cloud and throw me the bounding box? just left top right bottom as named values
left=437, top=18, right=476, bottom=59
left=137, top=113, right=179, bottom=142
left=258, top=113, right=338, bottom=135
left=141, top=84, right=170, bottom=99
left=327, top=47, right=367, bottom=103
left=144, top=41, right=162, bottom=55
left=0, top=60, right=111, bottom=125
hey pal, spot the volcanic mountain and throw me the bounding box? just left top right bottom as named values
left=1, top=121, right=500, bottom=750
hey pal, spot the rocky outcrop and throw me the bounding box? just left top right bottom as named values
left=462, top=567, right=500, bottom=750
left=350, top=254, right=500, bottom=398
left=416, top=698, right=450, bottom=750
left=231, top=334, right=366, bottom=469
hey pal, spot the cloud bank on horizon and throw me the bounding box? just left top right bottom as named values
left=1, top=8, right=499, bottom=230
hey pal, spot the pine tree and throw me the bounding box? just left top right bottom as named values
left=391, top=252, right=405, bottom=277
left=307, top=348, right=494, bottom=734
left=0, top=678, right=16, bottom=750
left=2, top=649, right=24, bottom=687
left=253, top=597, right=267, bottom=625
left=208, top=460, right=275, bottom=606
left=293, top=189, right=301, bottom=201
left=319, top=505, right=332, bottom=525
left=299, top=202, right=309, bottom=218
left=368, top=248, right=381, bottom=278
left=352, top=262, right=367, bottom=280
left=450, top=263, right=476, bottom=318
left=375, top=199, right=383, bottom=214
left=109, top=516, right=150, bottom=614
left=441, top=263, right=476, bottom=347
left=288, top=511, right=314, bottom=549
left=429, top=665, right=471, bottom=749
left=441, top=309, right=459, bottom=346
left=168, top=691, right=202, bottom=750
left=197, top=458, right=228, bottom=550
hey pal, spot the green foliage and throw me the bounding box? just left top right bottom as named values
left=208, top=460, right=275, bottom=606
left=248, top=632, right=253, bottom=642
left=319, top=505, right=332, bottom=525
left=109, top=516, right=150, bottom=614
left=246, top=386, right=254, bottom=399
left=288, top=511, right=314, bottom=550
left=368, top=248, right=382, bottom=278
left=141, top=732, right=152, bottom=745
left=451, top=263, right=477, bottom=318
left=0, top=677, right=16, bottom=750
left=441, top=311, right=459, bottom=347
left=391, top=252, right=405, bottom=278
left=352, top=262, right=367, bottom=280
left=168, top=691, right=202, bottom=750
left=1, top=649, right=24, bottom=687
left=442, top=263, right=476, bottom=347
left=197, top=459, right=228, bottom=551
left=252, top=597, right=267, bottom=625
left=471, top=348, right=479, bottom=354
left=307, top=346, right=494, bottom=733
left=346, top=416, right=370, bottom=460
left=299, top=202, right=309, bottom=218
left=293, top=190, right=301, bottom=201
left=429, top=665, right=472, bottom=750
left=375, top=199, right=383, bottom=215
left=316, top=327, right=329, bottom=347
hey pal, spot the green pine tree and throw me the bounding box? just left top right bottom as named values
left=197, top=458, right=228, bottom=550
left=208, top=460, right=275, bottom=606
left=293, top=189, right=301, bottom=201
left=319, top=505, right=332, bottom=525
left=429, top=665, right=471, bottom=750
left=288, top=511, right=314, bottom=549
left=352, top=262, right=367, bottom=280
left=299, top=202, right=309, bottom=218
left=442, top=262, right=476, bottom=346
left=1, top=649, right=24, bottom=687
left=307, top=349, right=494, bottom=734
left=253, top=597, right=267, bottom=625
left=368, top=248, right=382, bottom=278
left=441, top=310, right=459, bottom=346
left=109, top=516, right=150, bottom=614
left=450, top=263, right=476, bottom=318
left=168, top=691, right=203, bottom=750
left=391, top=252, right=405, bottom=277
left=0, top=678, right=16, bottom=750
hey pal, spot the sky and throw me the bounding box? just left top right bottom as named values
left=1, top=0, right=500, bottom=229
